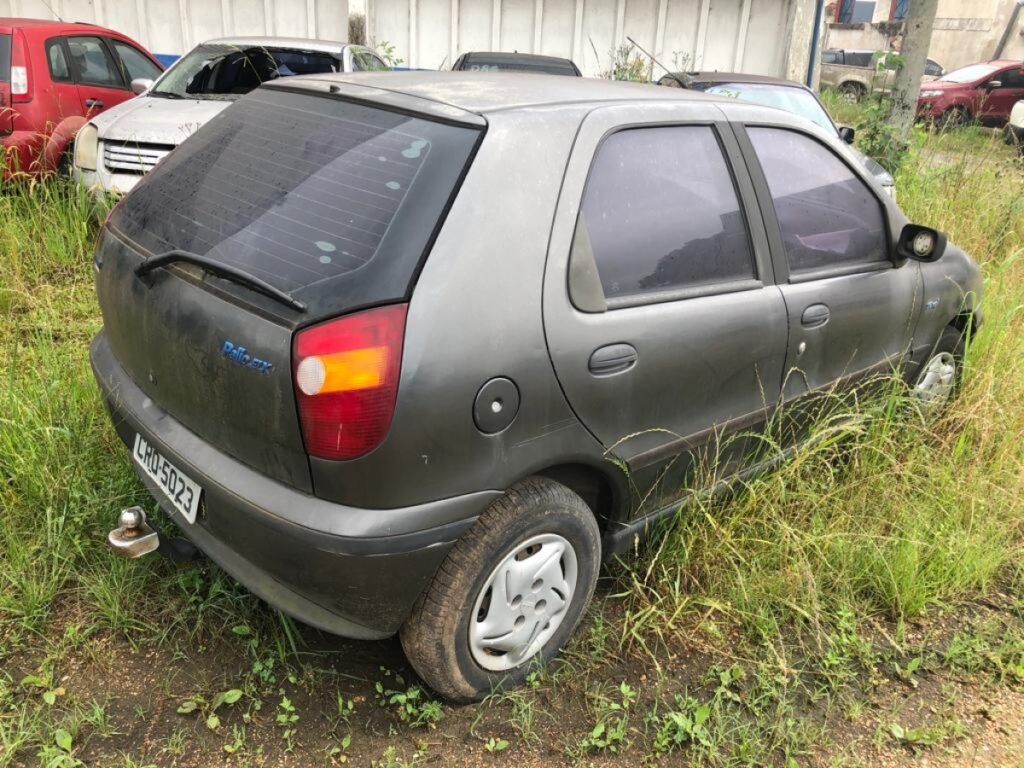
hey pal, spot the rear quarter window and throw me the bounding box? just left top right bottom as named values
left=109, top=87, right=481, bottom=299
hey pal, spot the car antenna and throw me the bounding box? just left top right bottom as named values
left=40, top=0, right=64, bottom=21
left=626, top=35, right=689, bottom=88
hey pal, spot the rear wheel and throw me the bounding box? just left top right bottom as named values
left=400, top=478, right=601, bottom=702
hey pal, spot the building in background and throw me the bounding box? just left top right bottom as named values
left=825, top=0, right=1024, bottom=71
left=0, top=0, right=350, bottom=60
left=365, top=0, right=825, bottom=82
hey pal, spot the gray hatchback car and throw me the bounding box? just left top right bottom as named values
left=91, top=72, right=982, bottom=701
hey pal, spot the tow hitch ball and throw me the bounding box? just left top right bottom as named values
left=107, top=506, right=159, bottom=559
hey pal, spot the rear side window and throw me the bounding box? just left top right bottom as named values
left=45, top=39, right=72, bottom=82
left=67, top=36, right=122, bottom=87
left=748, top=127, right=887, bottom=274
left=573, top=126, right=754, bottom=305
left=110, top=88, right=481, bottom=295
left=0, top=34, right=10, bottom=81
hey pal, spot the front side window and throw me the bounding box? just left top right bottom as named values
left=111, top=40, right=161, bottom=83
left=996, top=67, right=1024, bottom=88
left=66, top=36, right=122, bottom=87
left=573, top=126, right=755, bottom=304
left=45, top=38, right=72, bottom=82
left=748, top=127, right=887, bottom=274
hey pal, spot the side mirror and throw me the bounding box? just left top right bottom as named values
left=897, top=224, right=947, bottom=263
left=838, top=126, right=855, bottom=144
left=984, top=79, right=1002, bottom=90
left=130, top=78, right=154, bottom=95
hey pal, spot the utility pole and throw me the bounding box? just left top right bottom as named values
left=888, top=0, right=940, bottom=138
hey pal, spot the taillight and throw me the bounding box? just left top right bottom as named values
left=10, top=30, right=30, bottom=103
left=293, top=304, right=408, bottom=461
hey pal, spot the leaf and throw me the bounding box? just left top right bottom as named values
left=43, top=690, right=56, bottom=705
left=341, top=734, right=351, bottom=749
left=222, top=689, right=243, bottom=705
left=206, top=713, right=221, bottom=731
left=177, top=700, right=198, bottom=714
left=590, top=722, right=606, bottom=739
left=889, top=723, right=906, bottom=740
left=695, top=704, right=711, bottom=726
left=231, top=625, right=252, bottom=636
left=54, top=728, right=73, bottom=752
left=20, top=675, right=46, bottom=688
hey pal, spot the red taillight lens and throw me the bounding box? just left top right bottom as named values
left=10, top=30, right=31, bottom=104
left=293, top=304, right=408, bottom=461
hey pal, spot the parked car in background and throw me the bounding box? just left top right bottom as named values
left=451, top=51, right=581, bottom=76
left=73, top=37, right=388, bottom=194
left=656, top=71, right=896, bottom=196
left=0, top=17, right=162, bottom=178
left=93, top=72, right=980, bottom=701
left=1006, top=99, right=1024, bottom=152
left=917, top=60, right=1024, bottom=128
left=820, top=48, right=944, bottom=102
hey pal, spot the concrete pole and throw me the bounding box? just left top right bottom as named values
left=888, top=0, right=939, bottom=139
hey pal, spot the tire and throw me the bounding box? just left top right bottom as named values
left=910, top=324, right=966, bottom=415
left=839, top=81, right=866, bottom=103
left=400, top=477, right=601, bottom=702
left=941, top=106, right=970, bottom=130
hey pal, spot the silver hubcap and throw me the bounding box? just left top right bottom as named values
left=469, top=533, right=578, bottom=672
left=913, top=351, right=956, bottom=411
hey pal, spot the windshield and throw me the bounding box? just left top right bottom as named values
left=939, top=63, right=999, bottom=84
left=151, top=44, right=341, bottom=100
left=698, top=82, right=837, bottom=134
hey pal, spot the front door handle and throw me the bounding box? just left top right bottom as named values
left=589, top=343, right=637, bottom=376
left=85, top=98, right=104, bottom=109
left=801, top=303, right=831, bottom=328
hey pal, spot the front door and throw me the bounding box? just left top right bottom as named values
left=740, top=125, right=920, bottom=425
left=978, top=66, right=1024, bottom=123
left=65, top=35, right=132, bottom=117
left=543, top=104, right=789, bottom=517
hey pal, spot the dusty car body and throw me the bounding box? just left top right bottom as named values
left=91, top=72, right=982, bottom=701
left=819, top=48, right=944, bottom=101
left=656, top=71, right=896, bottom=196
left=72, top=37, right=388, bottom=194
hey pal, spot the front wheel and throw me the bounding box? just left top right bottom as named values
left=911, top=325, right=965, bottom=415
left=400, top=478, right=601, bottom=702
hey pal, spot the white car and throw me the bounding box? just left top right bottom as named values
left=73, top=37, right=389, bottom=194
left=1007, top=99, right=1024, bottom=154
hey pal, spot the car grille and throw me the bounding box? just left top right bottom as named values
left=102, top=140, right=174, bottom=174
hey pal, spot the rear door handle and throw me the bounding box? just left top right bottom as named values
left=588, top=343, right=637, bottom=376
left=801, top=304, right=831, bottom=328
left=85, top=98, right=104, bottom=108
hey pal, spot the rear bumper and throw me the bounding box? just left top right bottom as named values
left=90, top=331, right=493, bottom=639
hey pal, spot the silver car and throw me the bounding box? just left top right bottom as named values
left=72, top=37, right=389, bottom=194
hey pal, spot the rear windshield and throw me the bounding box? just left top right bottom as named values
left=151, top=44, right=341, bottom=100
left=0, top=34, right=10, bottom=82
left=110, top=87, right=482, bottom=295
left=458, top=56, right=578, bottom=76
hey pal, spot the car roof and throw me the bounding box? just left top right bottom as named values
left=668, top=71, right=812, bottom=91
left=197, top=36, right=347, bottom=53
left=283, top=71, right=715, bottom=115
left=0, top=17, right=113, bottom=32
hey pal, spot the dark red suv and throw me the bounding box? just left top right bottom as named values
left=0, top=18, right=162, bottom=178
left=917, top=59, right=1024, bottom=127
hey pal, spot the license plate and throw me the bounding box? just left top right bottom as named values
left=132, top=434, right=202, bottom=524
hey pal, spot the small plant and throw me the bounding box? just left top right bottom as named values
left=894, top=655, right=924, bottom=688
left=177, top=688, right=244, bottom=731
left=570, top=681, right=637, bottom=755
left=375, top=669, right=444, bottom=729
left=888, top=722, right=941, bottom=751
left=652, top=695, right=713, bottom=754
left=38, top=728, right=82, bottom=768
left=222, top=724, right=246, bottom=754
left=484, top=736, right=509, bottom=753
left=599, top=43, right=650, bottom=82
left=276, top=694, right=300, bottom=751
left=374, top=39, right=404, bottom=68
left=328, top=733, right=353, bottom=764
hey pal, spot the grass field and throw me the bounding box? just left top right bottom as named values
left=1, top=124, right=1024, bottom=767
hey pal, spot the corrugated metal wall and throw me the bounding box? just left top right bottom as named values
left=367, top=0, right=807, bottom=79
left=0, top=0, right=350, bottom=57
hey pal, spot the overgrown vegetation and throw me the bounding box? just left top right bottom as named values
left=1, top=123, right=1023, bottom=766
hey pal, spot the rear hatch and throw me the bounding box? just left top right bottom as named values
left=95, top=83, right=482, bottom=491
left=0, top=29, right=12, bottom=135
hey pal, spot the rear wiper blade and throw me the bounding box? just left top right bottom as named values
left=135, top=249, right=307, bottom=313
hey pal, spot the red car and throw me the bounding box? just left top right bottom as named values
left=917, top=59, right=1024, bottom=128
left=1, top=18, right=162, bottom=178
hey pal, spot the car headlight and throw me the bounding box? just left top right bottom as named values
left=74, top=123, right=99, bottom=171
left=919, top=90, right=943, bottom=98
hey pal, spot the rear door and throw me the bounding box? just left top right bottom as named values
left=737, top=123, right=920, bottom=416
left=41, top=37, right=83, bottom=122
left=543, top=103, right=789, bottom=516
left=65, top=35, right=131, bottom=115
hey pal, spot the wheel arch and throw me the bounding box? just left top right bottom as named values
left=42, top=115, right=87, bottom=172
left=530, top=461, right=627, bottom=533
